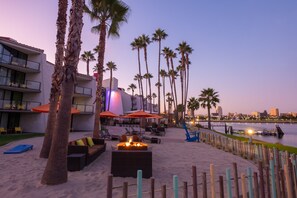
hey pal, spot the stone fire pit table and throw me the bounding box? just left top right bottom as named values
left=111, top=148, right=152, bottom=178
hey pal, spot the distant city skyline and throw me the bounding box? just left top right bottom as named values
left=1, top=1, right=296, bottom=114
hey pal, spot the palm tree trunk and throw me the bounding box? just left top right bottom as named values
left=87, top=60, right=90, bottom=76
left=162, top=77, right=166, bottom=114
left=93, top=21, right=107, bottom=138
left=208, top=107, right=211, bottom=129
left=144, top=47, right=152, bottom=112
left=180, top=71, right=184, bottom=120
left=39, top=0, right=67, bottom=159
left=170, top=58, right=178, bottom=110
left=108, top=71, right=112, bottom=111
left=166, top=58, right=175, bottom=110
left=41, top=0, right=83, bottom=185
left=157, top=41, right=161, bottom=114
left=137, top=49, right=144, bottom=110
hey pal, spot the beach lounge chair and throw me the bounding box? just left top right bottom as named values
left=4, top=144, right=33, bottom=154
left=182, top=123, right=199, bottom=142
left=0, top=127, right=7, bottom=134
left=15, top=127, right=22, bottom=134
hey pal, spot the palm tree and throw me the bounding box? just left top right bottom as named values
left=143, top=72, right=153, bottom=110
left=139, top=34, right=152, bottom=112
left=81, top=51, right=96, bottom=76
left=127, top=83, right=137, bottom=110
left=166, top=92, right=174, bottom=123
left=176, top=42, right=188, bottom=120
left=152, top=28, right=168, bottom=114
left=160, top=69, right=167, bottom=114
left=131, top=38, right=144, bottom=110
left=105, top=61, right=117, bottom=111
left=162, top=47, right=174, bottom=110
left=84, top=0, right=129, bottom=138
left=168, top=69, right=178, bottom=109
left=39, top=0, right=68, bottom=159
left=199, top=88, right=220, bottom=129
left=168, top=49, right=178, bottom=110
left=187, top=97, right=199, bottom=122
left=41, top=0, right=84, bottom=185
left=184, top=45, right=193, bottom=115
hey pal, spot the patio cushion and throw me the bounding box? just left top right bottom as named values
left=87, top=137, right=94, bottom=147
left=76, top=139, right=85, bottom=146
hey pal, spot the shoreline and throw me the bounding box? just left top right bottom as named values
left=199, top=120, right=297, bottom=124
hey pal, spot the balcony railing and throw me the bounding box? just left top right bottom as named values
left=73, top=104, right=94, bottom=113
left=0, top=76, right=41, bottom=91
left=74, top=85, right=92, bottom=96
left=0, top=99, right=41, bottom=111
left=0, top=53, right=40, bottom=71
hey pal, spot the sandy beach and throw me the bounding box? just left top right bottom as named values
left=0, top=126, right=257, bottom=197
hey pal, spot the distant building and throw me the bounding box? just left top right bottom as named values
left=270, top=108, right=279, bottom=117
left=216, top=106, right=223, bottom=117
left=251, top=111, right=260, bottom=118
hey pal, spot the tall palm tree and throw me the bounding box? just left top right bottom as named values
left=187, top=97, right=199, bottom=122
left=176, top=42, right=188, bottom=120
left=176, top=64, right=185, bottom=119
left=41, top=0, right=84, bottom=185
left=168, top=49, right=178, bottom=110
left=199, top=88, right=220, bottom=129
left=152, top=28, right=168, bottom=115
left=143, top=72, right=153, bottom=110
left=81, top=51, right=96, bottom=76
left=84, top=0, right=129, bottom=138
left=131, top=37, right=144, bottom=110
left=152, top=92, right=157, bottom=107
left=162, top=47, right=174, bottom=111
left=139, top=34, right=152, bottom=112
left=127, top=83, right=137, bottom=110
left=160, top=69, right=167, bottom=114
left=184, top=45, right=193, bottom=115
left=105, top=61, right=117, bottom=111
left=39, top=0, right=68, bottom=159
left=166, top=92, right=174, bottom=123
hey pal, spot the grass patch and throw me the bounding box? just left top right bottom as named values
left=213, top=130, right=297, bottom=154
left=0, top=133, right=44, bottom=146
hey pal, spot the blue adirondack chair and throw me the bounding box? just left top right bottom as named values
left=182, top=123, right=200, bottom=142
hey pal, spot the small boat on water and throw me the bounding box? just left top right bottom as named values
left=227, top=125, right=284, bottom=139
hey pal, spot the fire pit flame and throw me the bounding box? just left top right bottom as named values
left=117, top=137, right=148, bottom=150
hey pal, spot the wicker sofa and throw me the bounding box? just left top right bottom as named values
left=68, top=137, right=106, bottom=166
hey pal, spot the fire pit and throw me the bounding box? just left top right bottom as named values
left=111, top=137, right=152, bottom=178
left=117, top=137, right=148, bottom=150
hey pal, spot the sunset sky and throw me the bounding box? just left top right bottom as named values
left=1, top=0, right=297, bottom=114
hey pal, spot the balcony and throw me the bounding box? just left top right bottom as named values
left=73, top=104, right=93, bottom=114
left=0, top=76, right=41, bottom=92
left=74, top=85, right=92, bottom=97
left=0, top=53, right=40, bottom=73
left=0, top=99, right=41, bottom=113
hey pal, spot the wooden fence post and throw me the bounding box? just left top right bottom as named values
left=247, top=167, right=253, bottom=198
left=253, top=172, right=259, bottom=198
left=192, top=166, right=198, bottom=198
left=210, top=164, right=216, bottom=198
left=173, top=175, right=178, bottom=198
left=162, top=185, right=166, bottom=198
left=265, top=166, right=271, bottom=198
left=241, top=173, right=247, bottom=198
left=202, top=172, right=207, bottom=198
left=183, top=181, right=188, bottom=198
left=137, top=170, right=143, bottom=198
left=270, top=160, right=277, bottom=198
left=232, top=163, right=239, bottom=198
left=258, top=161, right=265, bottom=198
left=123, top=182, right=128, bottom=198
left=151, top=177, right=155, bottom=198
left=284, top=164, right=293, bottom=198
left=219, top=176, right=224, bottom=198
left=226, top=168, right=232, bottom=198
left=107, top=174, right=113, bottom=198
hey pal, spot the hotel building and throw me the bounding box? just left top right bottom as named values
left=0, top=37, right=157, bottom=133
left=269, top=107, right=279, bottom=117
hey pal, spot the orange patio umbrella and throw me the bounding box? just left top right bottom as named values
left=32, top=103, right=80, bottom=114
left=100, top=111, right=119, bottom=118
left=125, top=110, right=156, bottom=118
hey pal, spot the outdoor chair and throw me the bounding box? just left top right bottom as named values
left=100, top=128, right=119, bottom=141
left=0, top=127, right=7, bottom=135
left=182, top=123, right=199, bottom=142
left=15, top=127, right=23, bottom=134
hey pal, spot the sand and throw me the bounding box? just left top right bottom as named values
left=0, top=126, right=257, bottom=197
